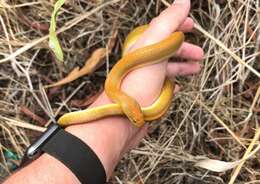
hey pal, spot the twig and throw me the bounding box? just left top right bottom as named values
left=20, top=106, right=47, bottom=125
left=0, top=115, right=46, bottom=132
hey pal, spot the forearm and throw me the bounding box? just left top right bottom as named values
left=4, top=128, right=127, bottom=184
left=3, top=92, right=152, bottom=184
left=4, top=154, right=81, bottom=184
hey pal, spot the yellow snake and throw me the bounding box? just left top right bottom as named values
left=58, top=25, right=184, bottom=127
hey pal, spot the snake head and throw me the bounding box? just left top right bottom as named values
left=122, top=104, right=145, bottom=127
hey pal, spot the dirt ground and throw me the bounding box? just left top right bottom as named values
left=0, top=0, right=259, bottom=183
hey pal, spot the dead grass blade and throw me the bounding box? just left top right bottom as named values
left=228, top=129, right=260, bottom=183
left=46, top=48, right=106, bottom=87
left=45, top=29, right=117, bottom=88
left=195, top=134, right=260, bottom=172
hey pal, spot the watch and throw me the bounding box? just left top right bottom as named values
left=20, top=123, right=106, bottom=184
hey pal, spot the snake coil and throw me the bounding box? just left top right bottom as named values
left=58, top=26, right=184, bottom=127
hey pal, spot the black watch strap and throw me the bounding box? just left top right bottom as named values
left=21, top=124, right=106, bottom=184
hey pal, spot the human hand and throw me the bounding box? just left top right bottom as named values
left=118, top=0, right=204, bottom=149
left=67, top=0, right=204, bottom=179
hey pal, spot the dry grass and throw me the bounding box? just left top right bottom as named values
left=0, top=0, right=259, bottom=183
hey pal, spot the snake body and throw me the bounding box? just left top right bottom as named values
left=58, top=26, right=184, bottom=127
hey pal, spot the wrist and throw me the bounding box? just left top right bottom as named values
left=65, top=92, right=136, bottom=178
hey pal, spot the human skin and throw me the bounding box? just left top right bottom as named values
left=4, top=0, right=204, bottom=183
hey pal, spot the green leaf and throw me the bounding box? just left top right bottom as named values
left=49, top=0, right=65, bottom=63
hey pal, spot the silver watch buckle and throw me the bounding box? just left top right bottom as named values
left=25, top=123, right=61, bottom=159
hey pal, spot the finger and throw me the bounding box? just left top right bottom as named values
left=167, top=62, right=201, bottom=77
left=175, top=42, right=204, bottom=61
left=123, top=17, right=193, bottom=54
left=178, top=17, right=194, bottom=32
left=132, top=0, right=191, bottom=49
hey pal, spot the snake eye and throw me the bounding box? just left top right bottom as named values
left=121, top=103, right=144, bottom=127
left=127, top=115, right=140, bottom=127
left=131, top=114, right=144, bottom=127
